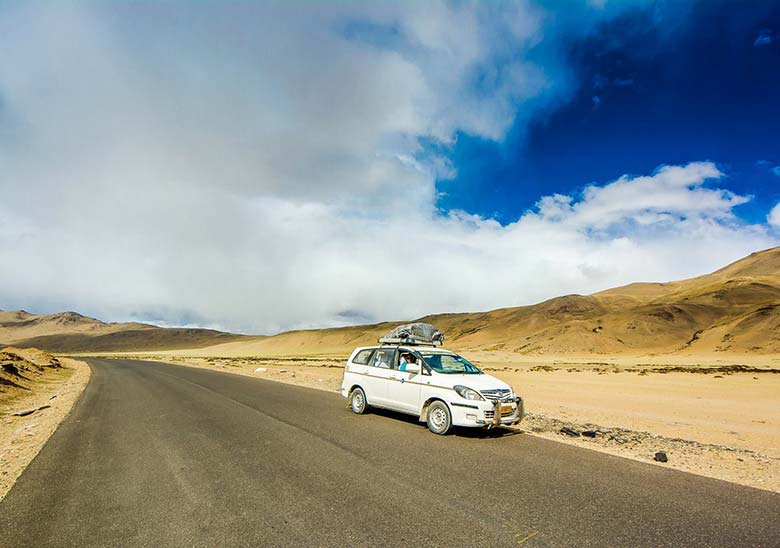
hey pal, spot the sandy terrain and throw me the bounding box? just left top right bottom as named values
left=107, top=354, right=780, bottom=493
left=0, top=348, right=91, bottom=501
left=494, top=369, right=780, bottom=455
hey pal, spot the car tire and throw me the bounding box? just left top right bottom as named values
left=350, top=387, right=368, bottom=414
left=427, top=401, right=452, bottom=435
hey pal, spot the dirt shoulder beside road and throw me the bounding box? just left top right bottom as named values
left=105, top=354, right=780, bottom=493
left=0, top=348, right=91, bottom=501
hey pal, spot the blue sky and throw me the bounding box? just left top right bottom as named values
left=0, top=1, right=779, bottom=333
left=439, top=1, right=780, bottom=225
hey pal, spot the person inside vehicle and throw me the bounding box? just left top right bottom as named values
left=399, top=353, right=419, bottom=372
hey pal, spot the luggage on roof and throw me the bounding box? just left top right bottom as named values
left=378, top=323, right=444, bottom=346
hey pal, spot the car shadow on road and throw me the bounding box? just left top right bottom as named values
left=366, top=407, right=523, bottom=439
left=453, top=426, right=523, bottom=439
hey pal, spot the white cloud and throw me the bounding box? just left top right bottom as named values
left=0, top=2, right=776, bottom=334
left=769, top=204, right=780, bottom=228
left=543, top=162, right=749, bottom=229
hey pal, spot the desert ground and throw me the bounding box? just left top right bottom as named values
left=0, top=348, right=91, bottom=501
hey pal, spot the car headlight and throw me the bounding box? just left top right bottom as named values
left=454, top=385, right=484, bottom=401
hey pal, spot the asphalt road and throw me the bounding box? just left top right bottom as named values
left=1, top=359, right=779, bottom=547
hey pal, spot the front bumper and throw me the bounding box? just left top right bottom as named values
left=450, top=396, right=524, bottom=428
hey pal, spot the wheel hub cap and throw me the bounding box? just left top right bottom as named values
left=431, top=408, right=446, bottom=428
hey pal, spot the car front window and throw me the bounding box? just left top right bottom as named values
left=420, top=352, right=481, bottom=374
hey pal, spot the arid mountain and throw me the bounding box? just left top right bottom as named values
left=192, top=246, right=780, bottom=357
left=0, top=311, right=244, bottom=352
left=3, top=247, right=779, bottom=356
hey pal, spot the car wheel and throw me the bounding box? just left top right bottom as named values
left=350, top=387, right=368, bottom=414
left=427, top=401, right=452, bottom=435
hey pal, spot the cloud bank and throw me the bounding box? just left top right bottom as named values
left=0, top=2, right=776, bottom=333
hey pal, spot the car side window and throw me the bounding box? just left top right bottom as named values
left=352, top=349, right=375, bottom=365
left=395, top=350, right=421, bottom=370
left=370, top=348, right=396, bottom=369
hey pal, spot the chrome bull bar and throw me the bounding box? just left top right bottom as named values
left=488, top=396, right=524, bottom=428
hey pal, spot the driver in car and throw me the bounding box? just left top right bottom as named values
left=398, top=353, right=419, bottom=372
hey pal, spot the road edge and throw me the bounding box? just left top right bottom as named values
left=0, top=357, right=92, bottom=503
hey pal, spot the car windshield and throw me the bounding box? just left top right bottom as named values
left=420, top=352, right=481, bottom=374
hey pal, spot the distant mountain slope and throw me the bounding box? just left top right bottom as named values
left=193, top=246, right=780, bottom=357
left=0, top=311, right=244, bottom=352
left=4, top=247, right=779, bottom=356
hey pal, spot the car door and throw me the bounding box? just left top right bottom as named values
left=387, top=349, right=422, bottom=414
left=366, top=347, right=396, bottom=407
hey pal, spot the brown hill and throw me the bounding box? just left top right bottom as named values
left=3, top=247, right=779, bottom=356
left=0, top=311, right=244, bottom=352
left=189, top=246, right=780, bottom=358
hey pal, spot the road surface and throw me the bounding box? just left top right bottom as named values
left=1, top=358, right=779, bottom=547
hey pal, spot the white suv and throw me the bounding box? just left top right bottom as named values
left=340, top=345, right=524, bottom=435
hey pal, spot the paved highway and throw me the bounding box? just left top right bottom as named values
left=1, top=358, right=779, bottom=547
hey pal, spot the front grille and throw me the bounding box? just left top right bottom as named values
left=484, top=410, right=495, bottom=419
left=481, top=388, right=512, bottom=401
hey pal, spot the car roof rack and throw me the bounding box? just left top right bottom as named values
left=378, top=322, right=444, bottom=347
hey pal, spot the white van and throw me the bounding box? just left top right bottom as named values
left=340, top=345, right=524, bottom=435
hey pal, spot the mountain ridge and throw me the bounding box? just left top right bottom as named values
left=0, top=310, right=244, bottom=352
left=181, top=246, right=780, bottom=357
left=2, top=246, right=779, bottom=355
